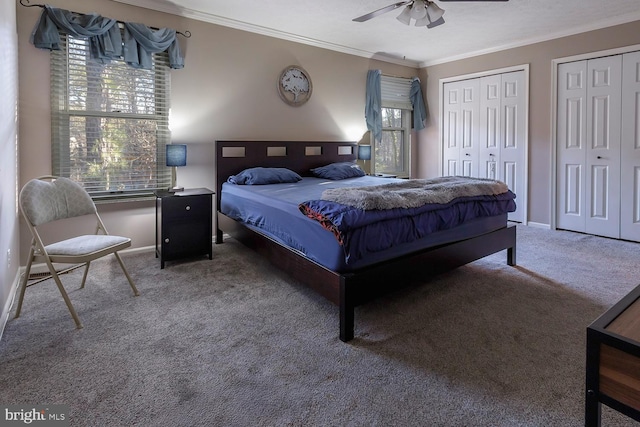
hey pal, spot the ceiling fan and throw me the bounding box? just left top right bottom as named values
left=353, top=0, right=509, bottom=28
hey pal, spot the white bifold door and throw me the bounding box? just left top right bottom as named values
left=443, top=70, right=527, bottom=223
left=557, top=51, right=640, bottom=241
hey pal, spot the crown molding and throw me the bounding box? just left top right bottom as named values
left=419, top=11, right=640, bottom=67
left=112, top=0, right=640, bottom=70
left=111, top=0, right=420, bottom=68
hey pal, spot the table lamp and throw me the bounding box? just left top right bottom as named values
left=358, top=144, right=371, bottom=174
left=166, top=144, right=187, bottom=192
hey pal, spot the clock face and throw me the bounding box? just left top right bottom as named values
left=278, top=66, right=312, bottom=106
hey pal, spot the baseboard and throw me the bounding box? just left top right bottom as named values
left=525, top=221, right=551, bottom=230
left=124, top=245, right=155, bottom=255
left=0, top=245, right=156, bottom=343
left=0, top=269, right=21, bottom=344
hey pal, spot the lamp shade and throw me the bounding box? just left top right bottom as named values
left=358, top=144, right=372, bottom=161
left=415, top=15, right=429, bottom=26
left=166, top=144, right=187, bottom=167
left=410, top=1, right=427, bottom=20
left=396, top=5, right=412, bottom=25
left=426, top=2, right=445, bottom=22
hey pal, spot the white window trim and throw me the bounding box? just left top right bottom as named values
left=372, top=105, right=411, bottom=178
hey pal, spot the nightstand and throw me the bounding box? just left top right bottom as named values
left=154, top=188, right=214, bottom=268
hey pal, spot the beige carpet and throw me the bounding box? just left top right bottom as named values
left=1, top=225, right=639, bottom=426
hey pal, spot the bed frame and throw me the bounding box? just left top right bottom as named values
left=215, top=140, right=516, bottom=342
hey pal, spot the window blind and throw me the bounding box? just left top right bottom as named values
left=51, top=32, right=172, bottom=202
left=381, top=76, right=413, bottom=110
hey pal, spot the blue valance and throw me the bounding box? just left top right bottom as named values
left=366, top=71, right=427, bottom=141
left=365, top=69, right=382, bottom=142
left=410, top=77, right=427, bottom=131
left=124, top=23, right=183, bottom=69
left=30, top=5, right=184, bottom=70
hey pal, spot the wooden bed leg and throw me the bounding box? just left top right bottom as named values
left=215, top=228, right=224, bottom=244
left=506, top=225, right=516, bottom=266
left=339, top=279, right=354, bottom=342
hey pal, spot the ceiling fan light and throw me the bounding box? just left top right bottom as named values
left=410, top=1, right=427, bottom=20
left=396, top=5, right=413, bottom=25
left=426, top=2, right=445, bottom=22
left=415, top=15, right=429, bottom=27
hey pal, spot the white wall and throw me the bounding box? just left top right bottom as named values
left=16, top=0, right=417, bottom=264
left=0, top=0, right=20, bottom=336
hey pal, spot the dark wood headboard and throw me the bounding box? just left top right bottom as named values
left=214, top=140, right=358, bottom=210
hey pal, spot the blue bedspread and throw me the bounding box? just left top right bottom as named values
left=222, top=176, right=516, bottom=269
left=299, top=192, right=516, bottom=263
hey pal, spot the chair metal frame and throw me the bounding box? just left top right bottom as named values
left=15, top=176, right=139, bottom=328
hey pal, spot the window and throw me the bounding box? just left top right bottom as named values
left=374, top=76, right=412, bottom=177
left=51, top=32, right=172, bottom=202
left=376, top=107, right=410, bottom=177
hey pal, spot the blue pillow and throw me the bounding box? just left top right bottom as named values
left=227, top=167, right=302, bottom=185
left=310, top=162, right=365, bottom=180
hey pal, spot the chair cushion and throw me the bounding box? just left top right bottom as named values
left=45, top=235, right=130, bottom=256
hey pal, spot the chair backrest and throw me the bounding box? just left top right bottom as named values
left=20, top=176, right=96, bottom=226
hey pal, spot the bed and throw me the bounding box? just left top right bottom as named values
left=215, top=140, right=517, bottom=342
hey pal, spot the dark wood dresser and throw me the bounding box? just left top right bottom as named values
left=586, top=283, right=640, bottom=426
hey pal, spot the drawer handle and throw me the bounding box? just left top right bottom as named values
left=185, top=206, right=191, bottom=211
left=164, top=238, right=170, bottom=243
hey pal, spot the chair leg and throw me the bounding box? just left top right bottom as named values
left=114, top=252, right=139, bottom=296
left=80, top=261, right=90, bottom=288
left=45, top=260, right=83, bottom=329
left=14, top=247, right=35, bottom=319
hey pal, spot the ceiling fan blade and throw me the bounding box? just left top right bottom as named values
left=352, top=1, right=412, bottom=22
left=427, top=16, right=445, bottom=28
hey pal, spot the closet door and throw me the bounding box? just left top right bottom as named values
left=443, top=81, right=462, bottom=176
left=621, top=51, right=640, bottom=241
left=557, top=55, right=624, bottom=238
left=442, top=79, right=480, bottom=177
left=500, top=71, right=526, bottom=223
left=557, top=61, right=588, bottom=232
left=479, top=74, right=501, bottom=180
left=585, top=56, right=622, bottom=238
left=444, top=70, right=527, bottom=222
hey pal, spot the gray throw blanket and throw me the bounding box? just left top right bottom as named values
left=321, top=176, right=509, bottom=210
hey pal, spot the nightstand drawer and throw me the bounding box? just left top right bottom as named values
left=162, top=195, right=210, bottom=220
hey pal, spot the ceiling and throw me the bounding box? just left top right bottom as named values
left=113, top=0, right=640, bottom=67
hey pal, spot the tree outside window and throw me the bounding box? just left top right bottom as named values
left=51, top=33, right=171, bottom=201
left=375, top=107, right=410, bottom=177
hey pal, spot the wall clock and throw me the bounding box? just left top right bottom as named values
left=277, top=65, right=312, bottom=106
